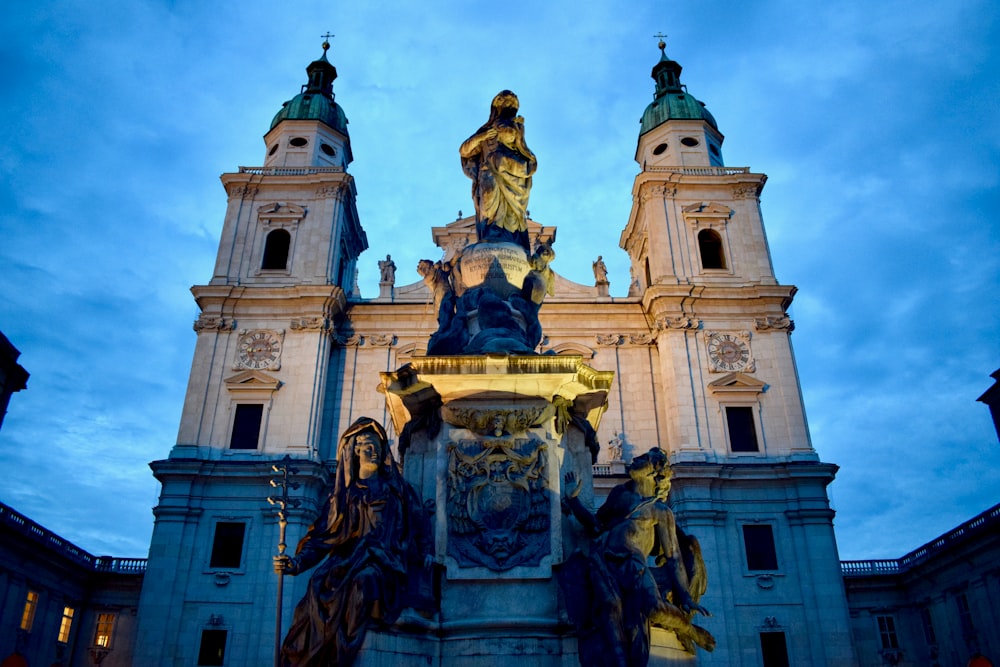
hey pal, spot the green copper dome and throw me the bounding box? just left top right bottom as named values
left=270, top=45, right=349, bottom=136
left=639, top=44, right=717, bottom=136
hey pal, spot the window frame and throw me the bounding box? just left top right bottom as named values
left=875, top=614, right=900, bottom=650
left=742, top=523, right=780, bottom=572
left=759, top=630, right=790, bottom=667
left=197, top=628, right=228, bottom=666
left=209, top=520, right=248, bottom=570
left=228, top=402, right=265, bottom=450
left=260, top=228, right=292, bottom=271
left=93, top=611, right=117, bottom=649
left=57, top=605, right=76, bottom=643
left=725, top=404, right=760, bottom=453
left=19, top=589, right=39, bottom=632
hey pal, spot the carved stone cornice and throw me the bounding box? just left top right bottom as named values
left=731, top=183, right=763, bottom=199
left=193, top=316, right=235, bottom=332
left=333, top=334, right=362, bottom=347
left=627, top=333, right=656, bottom=346
left=227, top=184, right=258, bottom=199
left=655, top=316, right=701, bottom=331
left=290, top=316, right=333, bottom=332
left=367, top=334, right=396, bottom=347
left=442, top=405, right=549, bottom=436
left=638, top=183, right=676, bottom=203
left=595, top=334, right=623, bottom=346
left=315, top=183, right=348, bottom=200
left=754, top=316, right=795, bottom=332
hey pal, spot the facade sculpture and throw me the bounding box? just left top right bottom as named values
left=561, top=448, right=715, bottom=665
left=592, top=255, right=609, bottom=284
left=460, top=90, right=537, bottom=253
left=378, top=254, right=396, bottom=285
left=274, top=418, right=432, bottom=667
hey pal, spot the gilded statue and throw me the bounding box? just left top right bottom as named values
left=460, top=90, right=537, bottom=252
left=561, top=448, right=715, bottom=665
left=275, top=418, right=432, bottom=667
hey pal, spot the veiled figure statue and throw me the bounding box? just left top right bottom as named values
left=276, top=418, right=432, bottom=667
left=460, top=90, right=537, bottom=252
left=561, top=448, right=715, bottom=666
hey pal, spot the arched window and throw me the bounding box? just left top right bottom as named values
left=698, top=229, right=726, bottom=270
left=261, top=229, right=291, bottom=270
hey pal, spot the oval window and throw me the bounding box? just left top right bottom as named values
left=289, top=137, right=308, bottom=147
left=652, top=143, right=668, bottom=156
left=268, top=144, right=278, bottom=156
left=681, top=137, right=700, bottom=147
left=320, top=143, right=336, bottom=157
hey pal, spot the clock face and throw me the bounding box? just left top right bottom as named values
left=237, top=331, right=281, bottom=370
left=707, top=333, right=751, bottom=372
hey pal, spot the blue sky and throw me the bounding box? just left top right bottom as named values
left=0, top=1, right=997, bottom=561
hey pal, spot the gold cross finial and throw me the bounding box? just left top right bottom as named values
left=321, top=32, right=334, bottom=51
left=653, top=32, right=667, bottom=51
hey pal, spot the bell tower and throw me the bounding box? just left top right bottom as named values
left=134, top=41, right=365, bottom=664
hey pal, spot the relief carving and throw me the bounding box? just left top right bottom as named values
left=628, top=333, right=656, bottom=346
left=731, top=183, right=761, bottom=199
left=367, top=334, right=396, bottom=347
left=595, top=334, right=624, bottom=346
left=290, top=316, right=332, bottom=332
left=334, top=334, right=362, bottom=347
left=228, top=185, right=258, bottom=199
left=193, top=316, right=235, bottom=332
left=754, top=316, right=795, bottom=332
left=655, top=316, right=700, bottom=331
left=447, top=437, right=549, bottom=570
left=442, top=406, right=548, bottom=436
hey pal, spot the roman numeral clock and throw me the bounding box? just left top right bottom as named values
left=705, top=331, right=754, bottom=373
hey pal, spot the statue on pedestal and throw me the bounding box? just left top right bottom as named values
left=560, top=448, right=715, bottom=666
left=460, top=90, right=537, bottom=253
left=592, top=256, right=609, bottom=284
left=378, top=254, right=397, bottom=285
left=275, top=418, right=433, bottom=667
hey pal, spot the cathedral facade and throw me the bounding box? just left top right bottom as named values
left=130, top=43, right=856, bottom=666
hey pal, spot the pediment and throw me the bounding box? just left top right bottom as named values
left=707, top=372, right=766, bottom=395
left=682, top=201, right=733, bottom=216
left=257, top=202, right=306, bottom=227
left=224, top=370, right=281, bottom=392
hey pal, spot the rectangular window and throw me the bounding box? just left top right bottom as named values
left=58, top=606, right=75, bottom=643
left=19, top=590, right=39, bottom=631
left=920, top=607, right=936, bottom=645
left=94, top=612, right=116, bottom=648
left=726, top=406, right=759, bottom=452
left=760, top=631, right=790, bottom=667
left=956, top=593, right=974, bottom=633
left=198, top=629, right=228, bottom=666
left=229, top=404, right=263, bottom=449
left=209, top=521, right=247, bottom=569
left=743, top=524, right=778, bottom=570
left=876, top=615, right=899, bottom=649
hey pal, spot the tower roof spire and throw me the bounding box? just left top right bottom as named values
left=639, top=36, right=718, bottom=136
left=270, top=35, right=348, bottom=136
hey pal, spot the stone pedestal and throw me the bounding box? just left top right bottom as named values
left=371, top=354, right=613, bottom=665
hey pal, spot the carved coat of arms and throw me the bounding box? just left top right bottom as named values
left=446, top=438, right=549, bottom=570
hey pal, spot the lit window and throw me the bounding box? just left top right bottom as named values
left=210, top=522, right=247, bottom=569
left=198, top=629, right=228, bottom=666
left=94, top=612, right=116, bottom=648
left=230, top=404, right=263, bottom=449
left=743, top=524, right=778, bottom=570
left=19, top=590, right=39, bottom=631
left=58, top=606, right=75, bottom=643
left=876, top=615, right=899, bottom=649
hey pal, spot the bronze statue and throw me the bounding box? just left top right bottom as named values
left=460, top=90, right=537, bottom=252
left=275, top=418, right=432, bottom=667
left=561, top=448, right=715, bottom=666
